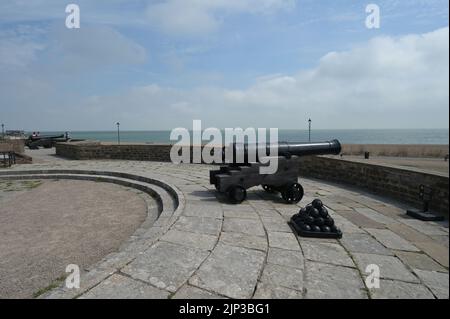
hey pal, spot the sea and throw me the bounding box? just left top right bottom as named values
left=35, top=129, right=449, bottom=145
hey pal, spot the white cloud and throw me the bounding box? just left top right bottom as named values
left=1, top=26, right=448, bottom=130
left=0, top=24, right=149, bottom=130
left=146, top=0, right=296, bottom=36
left=76, top=27, right=449, bottom=129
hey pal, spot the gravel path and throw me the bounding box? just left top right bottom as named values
left=0, top=180, right=148, bottom=298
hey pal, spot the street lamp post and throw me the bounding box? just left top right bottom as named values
left=116, top=122, right=121, bottom=145
left=308, top=118, right=312, bottom=142
left=1, top=124, right=4, bottom=139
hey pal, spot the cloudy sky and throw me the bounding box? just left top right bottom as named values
left=0, top=0, right=448, bottom=131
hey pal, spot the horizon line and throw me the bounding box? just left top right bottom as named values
left=19, top=128, right=450, bottom=132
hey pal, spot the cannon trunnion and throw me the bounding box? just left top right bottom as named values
left=210, top=140, right=341, bottom=204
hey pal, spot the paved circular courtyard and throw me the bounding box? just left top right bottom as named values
left=1, top=155, right=448, bottom=299
left=0, top=179, right=148, bottom=298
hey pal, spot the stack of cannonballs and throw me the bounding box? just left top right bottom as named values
left=290, top=199, right=342, bottom=238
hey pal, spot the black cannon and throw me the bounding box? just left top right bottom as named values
left=210, top=139, right=341, bottom=204
left=26, top=134, right=65, bottom=149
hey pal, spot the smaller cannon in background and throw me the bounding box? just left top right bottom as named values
left=210, top=139, right=342, bottom=204
left=25, top=134, right=66, bottom=149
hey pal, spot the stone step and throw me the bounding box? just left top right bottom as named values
left=0, top=172, right=177, bottom=218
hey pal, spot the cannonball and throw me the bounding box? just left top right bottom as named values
left=321, top=226, right=331, bottom=233
left=319, top=207, right=329, bottom=218
left=309, top=208, right=320, bottom=218
left=295, top=220, right=305, bottom=228
left=314, top=217, right=325, bottom=226
left=312, top=199, right=323, bottom=209
left=299, top=207, right=307, bottom=215
left=305, top=215, right=315, bottom=225
left=324, top=216, right=335, bottom=227
left=330, top=225, right=340, bottom=233
left=301, top=224, right=312, bottom=232
left=311, top=225, right=321, bottom=232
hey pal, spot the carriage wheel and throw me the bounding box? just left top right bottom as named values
left=227, top=186, right=247, bottom=204
left=281, top=183, right=304, bottom=204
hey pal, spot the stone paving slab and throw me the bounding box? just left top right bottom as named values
left=336, top=210, right=386, bottom=229
left=173, top=216, right=222, bottom=236
left=223, top=217, right=265, bottom=236
left=183, top=202, right=223, bottom=219
left=43, top=267, right=116, bottom=299
left=430, top=235, right=449, bottom=248
left=219, top=232, right=267, bottom=252
left=340, top=233, right=393, bottom=256
left=161, top=229, right=217, bottom=251
left=261, top=216, right=293, bottom=233
left=323, top=202, right=353, bottom=211
left=122, top=241, right=209, bottom=292
left=267, top=247, right=304, bottom=269
left=253, top=282, right=303, bottom=299
left=353, top=253, right=419, bottom=283
left=172, top=284, right=227, bottom=299
left=80, top=274, right=169, bottom=299
left=189, top=244, right=265, bottom=299
left=400, top=219, right=448, bottom=236
left=301, top=241, right=355, bottom=267
left=386, top=223, right=432, bottom=243
left=268, top=232, right=301, bottom=251
left=369, top=205, right=406, bottom=219
left=354, top=207, right=399, bottom=225
left=394, top=251, right=447, bottom=272
left=304, top=262, right=367, bottom=299
left=413, top=241, right=449, bottom=268
left=365, top=228, right=420, bottom=252
left=260, top=263, right=304, bottom=292
left=254, top=208, right=280, bottom=217
left=369, top=280, right=435, bottom=299
left=413, top=269, right=449, bottom=299
left=223, top=209, right=259, bottom=219
left=274, top=206, right=299, bottom=219
left=223, top=203, right=256, bottom=212
left=330, top=212, right=366, bottom=234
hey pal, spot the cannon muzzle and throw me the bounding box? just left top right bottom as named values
left=224, top=139, right=342, bottom=164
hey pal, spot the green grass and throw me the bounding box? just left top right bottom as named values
left=0, top=180, right=43, bottom=192
left=32, top=275, right=67, bottom=299
left=20, top=180, right=43, bottom=189
left=167, top=291, right=176, bottom=299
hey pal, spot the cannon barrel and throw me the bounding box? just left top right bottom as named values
left=274, top=139, right=342, bottom=157
left=224, top=139, right=342, bottom=163
left=28, top=134, right=64, bottom=141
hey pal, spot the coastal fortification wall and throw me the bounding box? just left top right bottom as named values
left=298, top=156, right=448, bottom=215
left=56, top=141, right=448, bottom=214
left=341, top=144, right=449, bottom=158
left=56, top=142, right=173, bottom=162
